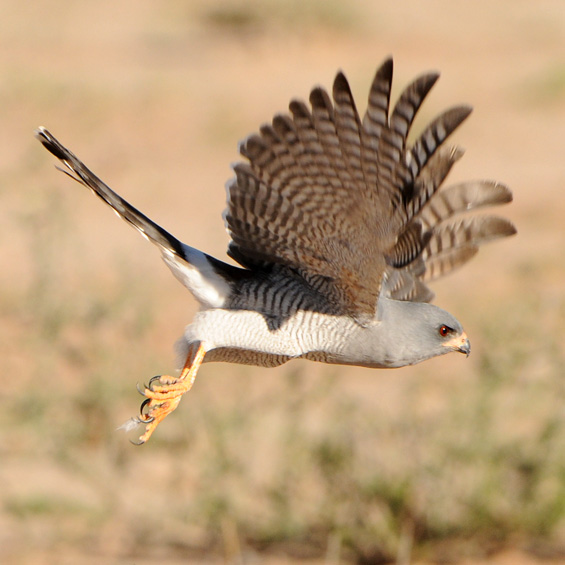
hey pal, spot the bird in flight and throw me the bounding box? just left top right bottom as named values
left=36, top=58, right=516, bottom=444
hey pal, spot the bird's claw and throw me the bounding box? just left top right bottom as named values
left=130, top=374, right=190, bottom=444
left=148, top=374, right=163, bottom=388
left=129, top=436, right=146, bottom=446
left=139, top=398, right=155, bottom=422
left=128, top=342, right=207, bottom=445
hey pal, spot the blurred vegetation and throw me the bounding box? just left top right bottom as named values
left=200, top=0, right=357, bottom=36
left=2, top=181, right=565, bottom=564
left=2, top=1, right=565, bottom=563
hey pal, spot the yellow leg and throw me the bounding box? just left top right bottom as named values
left=133, top=341, right=206, bottom=444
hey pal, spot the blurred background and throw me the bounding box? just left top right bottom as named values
left=1, top=1, right=564, bottom=563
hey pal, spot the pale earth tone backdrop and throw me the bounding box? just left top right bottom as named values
left=1, top=1, right=564, bottom=564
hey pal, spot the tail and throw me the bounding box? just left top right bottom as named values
left=35, top=127, right=186, bottom=258
left=35, top=127, right=235, bottom=308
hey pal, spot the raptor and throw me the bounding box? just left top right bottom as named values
left=36, top=58, right=516, bottom=444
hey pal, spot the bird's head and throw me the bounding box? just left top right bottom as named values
left=404, top=301, right=470, bottom=363
left=366, top=299, right=471, bottom=368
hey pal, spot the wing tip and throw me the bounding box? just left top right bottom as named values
left=378, top=56, right=394, bottom=79
left=333, top=70, right=350, bottom=92
left=493, top=181, right=513, bottom=204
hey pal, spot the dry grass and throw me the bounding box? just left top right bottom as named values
left=1, top=1, right=565, bottom=563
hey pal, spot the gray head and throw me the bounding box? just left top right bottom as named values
left=382, top=299, right=470, bottom=367
left=343, top=299, right=470, bottom=369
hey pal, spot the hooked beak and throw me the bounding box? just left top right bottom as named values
left=458, top=335, right=471, bottom=357
left=444, top=332, right=471, bottom=358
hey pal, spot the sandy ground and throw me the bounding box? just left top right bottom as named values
left=1, top=1, right=565, bottom=563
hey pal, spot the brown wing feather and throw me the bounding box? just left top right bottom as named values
left=385, top=181, right=516, bottom=300
left=227, top=69, right=393, bottom=317
left=378, top=71, right=440, bottom=206
left=225, top=59, right=516, bottom=316
left=423, top=215, right=516, bottom=282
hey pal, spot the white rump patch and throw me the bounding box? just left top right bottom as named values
left=162, top=246, right=230, bottom=308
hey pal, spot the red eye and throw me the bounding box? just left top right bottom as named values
left=439, top=325, right=451, bottom=337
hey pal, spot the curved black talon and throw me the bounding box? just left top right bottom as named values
left=137, top=382, right=151, bottom=396
left=148, top=375, right=162, bottom=389
left=130, top=437, right=146, bottom=446
left=139, top=398, right=155, bottom=422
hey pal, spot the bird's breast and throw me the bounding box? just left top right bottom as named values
left=184, top=308, right=361, bottom=359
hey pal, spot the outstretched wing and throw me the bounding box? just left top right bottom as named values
left=383, top=172, right=516, bottom=302
left=224, top=58, right=502, bottom=320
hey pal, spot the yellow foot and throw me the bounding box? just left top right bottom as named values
left=131, top=342, right=206, bottom=444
